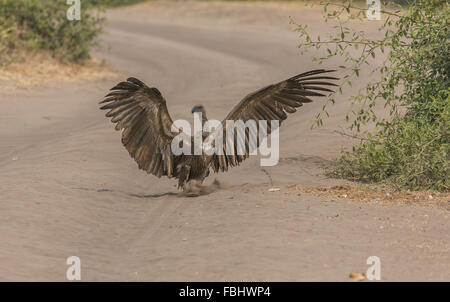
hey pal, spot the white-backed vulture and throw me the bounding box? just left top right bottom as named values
left=100, top=69, right=338, bottom=192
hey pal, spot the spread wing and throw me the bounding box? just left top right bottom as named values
left=99, top=77, right=178, bottom=178
left=210, top=69, right=338, bottom=172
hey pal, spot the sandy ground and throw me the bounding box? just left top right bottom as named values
left=0, top=1, right=448, bottom=281
left=0, top=56, right=116, bottom=91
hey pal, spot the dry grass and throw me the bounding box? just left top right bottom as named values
left=287, top=184, right=450, bottom=207
left=0, top=53, right=117, bottom=91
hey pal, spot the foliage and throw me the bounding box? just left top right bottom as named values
left=88, top=0, right=148, bottom=7
left=0, top=0, right=146, bottom=64
left=294, top=0, right=449, bottom=190
left=0, top=0, right=106, bottom=64
left=333, top=90, right=449, bottom=190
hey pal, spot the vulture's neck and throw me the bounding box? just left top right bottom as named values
left=193, top=110, right=208, bottom=135
left=201, top=111, right=208, bottom=127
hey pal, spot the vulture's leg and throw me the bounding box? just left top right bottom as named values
left=178, top=180, right=202, bottom=197
left=211, top=178, right=221, bottom=187
left=178, top=178, right=222, bottom=197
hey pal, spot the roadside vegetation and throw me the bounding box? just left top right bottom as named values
left=0, top=0, right=147, bottom=65
left=295, top=0, right=449, bottom=191
left=89, top=0, right=148, bottom=6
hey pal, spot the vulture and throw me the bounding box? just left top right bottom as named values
left=100, top=69, right=338, bottom=193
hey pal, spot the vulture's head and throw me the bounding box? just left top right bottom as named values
left=191, top=105, right=208, bottom=122
left=191, top=104, right=205, bottom=114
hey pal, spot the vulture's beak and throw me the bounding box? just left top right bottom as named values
left=191, top=105, right=204, bottom=114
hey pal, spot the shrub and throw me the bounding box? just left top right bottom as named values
left=88, top=0, right=147, bottom=7
left=0, top=0, right=105, bottom=64
left=0, top=0, right=146, bottom=64
left=294, top=0, right=449, bottom=190
left=333, top=90, right=449, bottom=190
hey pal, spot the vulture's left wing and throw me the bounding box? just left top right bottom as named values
left=210, top=69, right=338, bottom=172
left=100, top=78, right=178, bottom=178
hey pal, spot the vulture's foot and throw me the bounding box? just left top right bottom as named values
left=178, top=180, right=202, bottom=197
left=178, top=179, right=222, bottom=197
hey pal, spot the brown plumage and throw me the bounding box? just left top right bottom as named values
left=100, top=69, right=338, bottom=192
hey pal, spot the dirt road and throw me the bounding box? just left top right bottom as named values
left=0, top=1, right=448, bottom=281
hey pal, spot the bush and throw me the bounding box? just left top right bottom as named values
left=0, top=0, right=105, bottom=64
left=0, top=0, right=147, bottom=64
left=294, top=0, right=449, bottom=190
left=333, top=90, right=449, bottom=190
left=88, top=0, right=147, bottom=7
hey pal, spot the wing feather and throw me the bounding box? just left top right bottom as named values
left=100, top=78, right=179, bottom=178
left=211, top=69, right=338, bottom=172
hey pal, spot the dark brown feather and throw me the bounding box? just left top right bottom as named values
left=99, top=78, right=179, bottom=180
left=211, top=69, right=338, bottom=172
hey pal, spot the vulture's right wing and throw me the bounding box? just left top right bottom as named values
left=100, top=78, right=178, bottom=178
left=210, top=69, right=338, bottom=172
